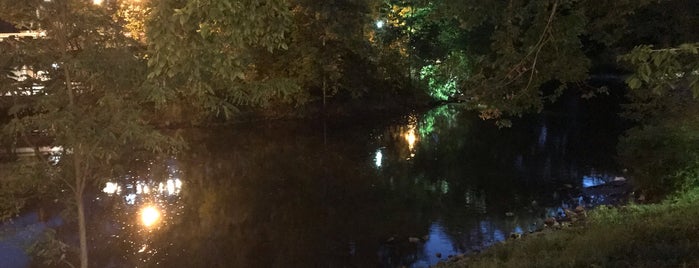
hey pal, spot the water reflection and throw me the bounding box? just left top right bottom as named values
left=72, top=104, right=624, bottom=268
left=375, top=149, right=383, bottom=168
left=140, top=206, right=161, bottom=228
left=404, top=115, right=418, bottom=159
left=583, top=175, right=607, bottom=188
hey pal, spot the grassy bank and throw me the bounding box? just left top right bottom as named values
left=442, top=188, right=699, bottom=268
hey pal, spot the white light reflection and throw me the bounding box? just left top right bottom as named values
left=101, top=178, right=182, bottom=201
left=165, top=179, right=182, bottom=195
left=582, top=175, right=606, bottom=188
left=125, top=194, right=137, bottom=205
left=374, top=150, right=383, bottom=168
left=439, top=180, right=449, bottom=194
left=103, top=182, right=120, bottom=194
left=166, top=180, right=174, bottom=194
left=375, top=20, right=384, bottom=29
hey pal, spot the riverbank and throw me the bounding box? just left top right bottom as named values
left=438, top=187, right=699, bottom=267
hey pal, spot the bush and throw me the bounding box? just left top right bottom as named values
left=618, top=116, right=699, bottom=196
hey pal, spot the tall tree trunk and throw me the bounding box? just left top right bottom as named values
left=74, top=152, right=88, bottom=268
left=76, top=191, right=88, bottom=268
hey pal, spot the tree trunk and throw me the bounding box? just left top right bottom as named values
left=75, top=151, right=88, bottom=268
left=322, top=75, right=327, bottom=110
left=77, top=190, right=88, bottom=268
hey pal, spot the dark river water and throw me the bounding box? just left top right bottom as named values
left=74, top=102, right=624, bottom=268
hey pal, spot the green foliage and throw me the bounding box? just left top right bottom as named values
left=0, top=161, right=50, bottom=221
left=622, top=115, right=699, bottom=182
left=28, top=228, right=72, bottom=267
left=419, top=51, right=470, bottom=101
left=618, top=117, right=699, bottom=195
left=621, top=43, right=699, bottom=97
left=146, top=0, right=305, bottom=120
left=417, top=105, right=460, bottom=138
left=419, top=64, right=456, bottom=100
left=423, top=0, right=677, bottom=120
left=374, top=0, right=473, bottom=101
left=618, top=43, right=699, bottom=195
left=278, top=0, right=373, bottom=99
left=431, top=0, right=586, bottom=118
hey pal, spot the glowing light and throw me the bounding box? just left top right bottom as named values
left=163, top=179, right=182, bottom=196
left=439, top=180, right=449, bottom=194
left=140, top=206, right=160, bottom=227
left=374, top=150, right=383, bottom=167
left=404, top=128, right=417, bottom=151
left=103, top=182, right=119, bottom=194
left=93, top=0, right=103, bottom=5
left=375, top=20, right=384, bottom=29
left=166, top=179, right=175, bottom=195
left=125, top=194, right=136, bottom=205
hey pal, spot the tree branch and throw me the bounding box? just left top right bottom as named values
left=501, top=0, right=559, bottom=90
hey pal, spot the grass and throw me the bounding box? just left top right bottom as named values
left=442, top=188, right=699, bottom=268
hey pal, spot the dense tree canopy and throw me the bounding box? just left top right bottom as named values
left=146, top=0, right=306, bottom=121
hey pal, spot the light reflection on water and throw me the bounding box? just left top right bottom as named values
left=76, top=104, right=624, bottom=268
left=90, top=160, right=186, bottom=265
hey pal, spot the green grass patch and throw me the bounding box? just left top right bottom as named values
left=444, top=188, right=699, bottom=268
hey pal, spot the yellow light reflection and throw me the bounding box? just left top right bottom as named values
left=140, top=206, right=160, bottom=228
left=93, top=0, right=103, bottom=5
left=404, top=128, right=417, bottom=151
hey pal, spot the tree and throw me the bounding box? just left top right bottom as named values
left=618, top=42, right=699, bottom=194
left=257, top=0, right=402, bottom=110
left=1, top=0, right=318, bottom=266
left=0, top=1, right=175, bottom=267
left=614, top=0, right=699, bottom=195
left=145, top=0, right=305, bottom=122
left=426, top=0, right=663, bottom=124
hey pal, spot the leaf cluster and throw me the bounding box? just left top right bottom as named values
left=146, top=0, right=305, bottom=121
